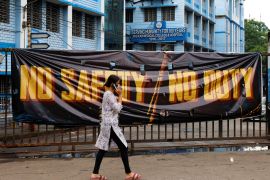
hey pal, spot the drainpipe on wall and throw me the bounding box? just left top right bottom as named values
left=100, top=0, right=105, bottom=50
left=267, top=31, right=270, bottom=135
left=16, top=0, right=27, bottom=48
left=123, top=0, right=126, bottom=51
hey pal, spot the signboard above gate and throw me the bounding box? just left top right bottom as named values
left=130, top=21, right=187, bottom=43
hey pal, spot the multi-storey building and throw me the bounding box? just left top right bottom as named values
left=125, top=0, right=215, bottom=52
left=104, top=0, right=124, bottom=50
left=0, top=0, right=105, bottom=74
left=0, top=0, right=105, bottom=112
left=215, top=0, right=245, bottom=52
left=0, top=0, right=104, bottom=50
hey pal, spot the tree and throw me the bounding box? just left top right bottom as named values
left=245, top=19, right=269, bottom=53
left=245, top=19, right=269, bottom=86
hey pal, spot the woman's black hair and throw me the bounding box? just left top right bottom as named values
left=104, top=74, right=120, bottom=87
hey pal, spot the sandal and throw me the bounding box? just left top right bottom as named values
left=90, top=174, right=108, bottom=180
left=125, top=172, right=142, bottom=180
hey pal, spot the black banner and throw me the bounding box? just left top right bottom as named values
left=11, top=49, right=262, bottom=125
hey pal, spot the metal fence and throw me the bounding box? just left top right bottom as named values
left=0, top=117, right=269, bottom=156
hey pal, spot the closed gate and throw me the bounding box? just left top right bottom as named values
left=0, top=48, right=270, bottom=157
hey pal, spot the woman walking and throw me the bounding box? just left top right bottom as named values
left=90, top=75, right=142, bottom=180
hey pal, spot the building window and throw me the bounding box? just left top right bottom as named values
left=126, top=9, right=133, bottom=23
left=144, top=8, right=156, bottom=22
left=0, top=0, right=9, bottom=23
left=144, top=43, right=156, bottom=51
left=184, top=43, right=193, bottom=52
left=202, top=21, right=206, bottom=31
left=85, top=14, right=95, bottom=39
left=162, top=7, right=175, bottom=21
left=209, top=0, right=213, bottom=8
left=27, top=0, right=42, bottom=29
left=46, top=2, right=60, bottom=33
left=72, top=10, right=82, bottom=37
left=235, top=0, right=240, bottom=16
left=126, top=44, right=133, bottom=50
left=161, top=44, right=174, bottom=51
left=185, top=11, right=189, bottom=24
left=194, top=16, right=199, bottom=28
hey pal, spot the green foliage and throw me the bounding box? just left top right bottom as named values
left=245, top=19, right=269, bottom=53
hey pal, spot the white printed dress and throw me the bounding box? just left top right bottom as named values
left=95, top=91, right=128, bottom=151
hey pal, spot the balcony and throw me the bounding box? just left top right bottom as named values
left=194, top=0, right=200, bottom=10
left=194, top=3, right=200, bottom=10
left=203, top=8, right=207, bottom=15
left=202, top=37, right=206, bottom=46
left=194, top=27, right=200, bottom=42
left=185, top=26, right=191, bottom=41
left=194, top=27, right=199, bottom=34
left=209, top=38, right=213, bottom=49
left=209, top=8, right=214, bottom=19
left=202, top=31, right=207, bottom=46
left=194, top=35, right=199, bottom=40
left=202, top=3, right=207, bottom=15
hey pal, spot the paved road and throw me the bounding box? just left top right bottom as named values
left=0, top=151, right=270, bottom=180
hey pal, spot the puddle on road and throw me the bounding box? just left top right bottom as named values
left=25, top=145, right=269, bottom=159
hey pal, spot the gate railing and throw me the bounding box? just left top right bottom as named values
left=1, top=116, right=269, bottom=153
left=0, top=49, right=270, bottom=156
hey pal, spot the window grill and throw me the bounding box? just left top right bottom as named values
left=0, top=97, right=11, bottom=113
left=144, top=43, right=156, bottom=51
left=126, top=44, right=133, bottom=50
left=72, top=10, right=82, bottom=37
left=27, top=0, right=42, bottom=29
left=162, top=7, right=175, bottom=21
left=144, top=8, right=156, bottom=22
left=46, top=2, right=60, bottom=33
left=0, top=0, right=9, bottom=23
left=0, top=77, right=11, bottom=113
left=126, top=9, right=133, bottom=23
left=194, top=16, right=199, bottom=28
left=85, top=14, right=95, bottom=39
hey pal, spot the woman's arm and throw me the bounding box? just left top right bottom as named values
left=107, top=93, right=123, bottom=113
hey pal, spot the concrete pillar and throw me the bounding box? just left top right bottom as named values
left=66, top=5, right=73, bottom=49
left=199, top=16, right=202, bottom=49
left=267, top=31, right=270, bottom=135
left=15, top=0, right=27, bottom=48
left=99, top=0, right=105, bottom=50
left=206, top=20, right=209, bottom=49
left=123, top=0, right=126, bottom=50
left=191, top=12, right=194, bottom=44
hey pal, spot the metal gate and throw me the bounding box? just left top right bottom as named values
left=0, top=48, right=270, bottom=157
